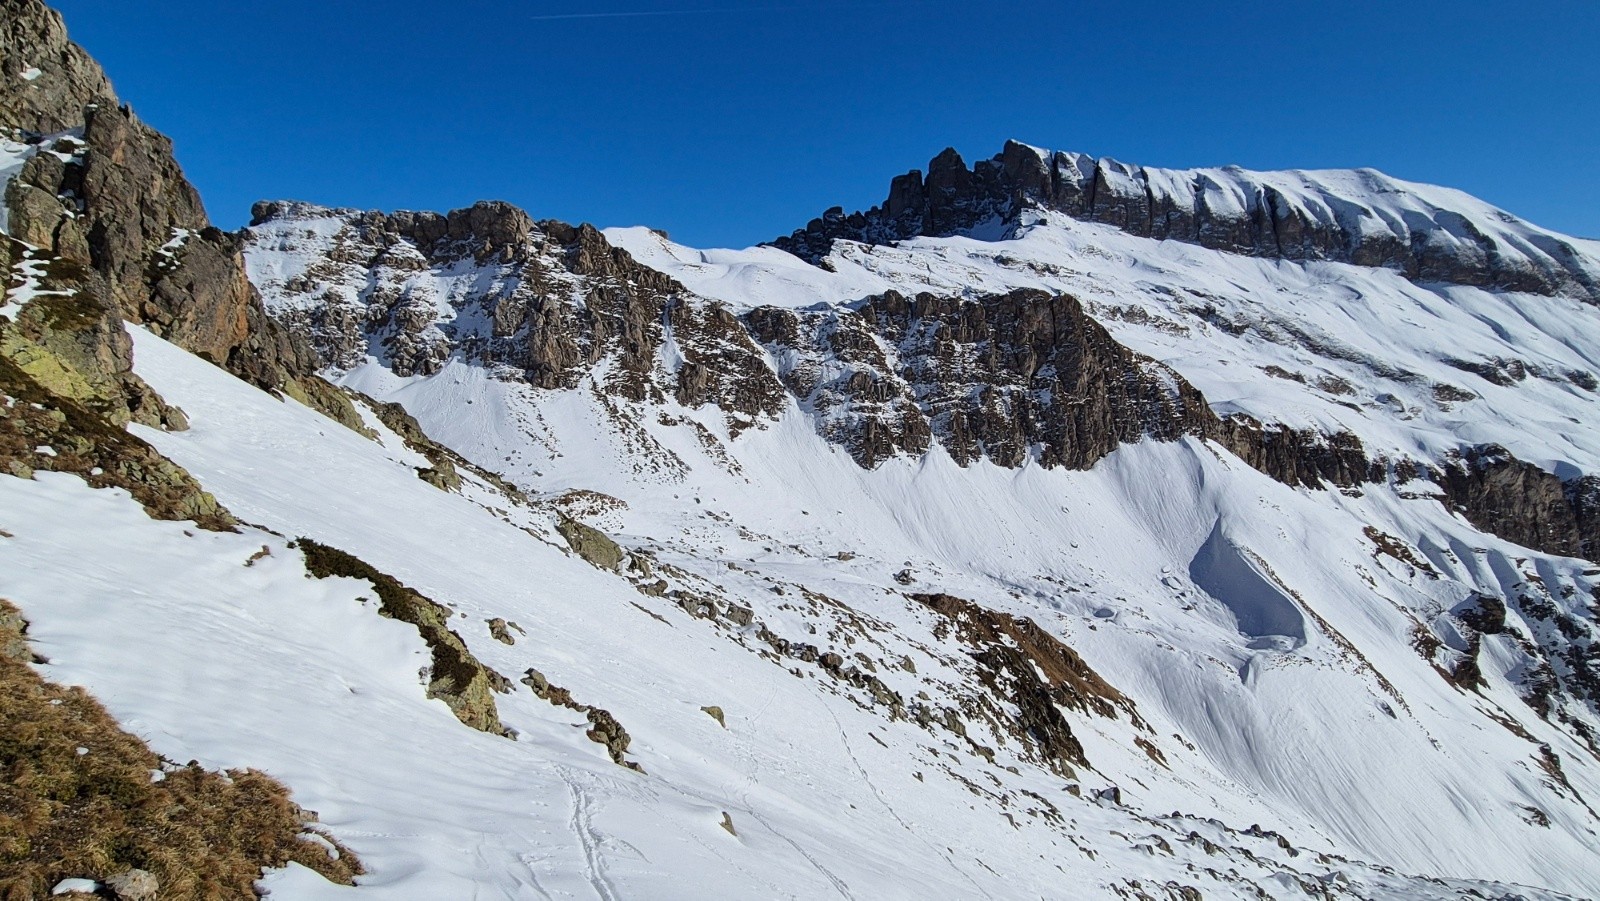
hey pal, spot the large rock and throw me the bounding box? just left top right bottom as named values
left=0, top=0, right=315, bottom=394
left=557, top=514, right=624, bottom=570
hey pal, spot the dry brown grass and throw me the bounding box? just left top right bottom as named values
left=0, top=600, right=361, bottom=899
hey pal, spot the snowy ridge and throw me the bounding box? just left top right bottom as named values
left=772, top=141, right=1600, bottom=304
left=615, top=208, right=1600, bottom=482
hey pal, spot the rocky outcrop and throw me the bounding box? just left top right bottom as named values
left=915, top=592, right=1147, bottom=775
left=1, top=0, right=315, bottom=397
left=771, top=141, right=1600, bottom=303
left=556, top=514, right=624, bottom=570
left=1215, top=418, right=1381, bottom=489
left=295, top=538, right=512, bottom=737
left=0, top=351, right=233, bottom=530
left=248, top=202, right=786, bottom=425
left=520, top=667, right=642, bottom=771
left=1434, top=445, right=1595, bottom=562
left=749, top=288, right=1215, bottom=469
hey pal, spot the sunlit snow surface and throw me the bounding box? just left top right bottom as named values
left=0, top=320, right=1589, bottom=897
left=6, top=191, right=1600, bottom=894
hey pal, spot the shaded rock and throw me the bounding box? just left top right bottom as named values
left=1435, top=445, right=1589, bottom=561
left=487, top=617, right=514, bottom=645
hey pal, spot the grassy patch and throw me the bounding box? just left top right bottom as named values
left=0, top=600, right=361, bottom=899
left=0, top=353, right=233, bottom=531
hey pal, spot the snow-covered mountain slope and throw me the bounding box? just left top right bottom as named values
left=2, top=324, right=1592, bottom=899
left=620, top=207, right=1600, bottom=483
left=234, top=163, right=1600, bottom=895
left=6, top=0, right=1600, bottom=891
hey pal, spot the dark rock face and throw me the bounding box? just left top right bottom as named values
left=915, top=592, right=1146, bottom=775
left=0, top=2, right=110, bottom=134
left=749, top=288, right=1215, bottom=470
left=1435, top=445, right=1595, bottom=562
left=1215, top=418, right=1381, bottom=490
left=1570, top=477, right=1600, bottom=564
left=770, top=141, right=1600, bottom=304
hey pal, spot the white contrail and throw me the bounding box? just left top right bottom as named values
left=527, top=7, right=784, bottom=21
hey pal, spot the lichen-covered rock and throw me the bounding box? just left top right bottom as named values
left=281, top=375, right=373, bottom=439
left=0, top=351, right=234, bottom=530
left=295, top=539, right=511, bottom=737
left=556, top=514, right=624, bottom=570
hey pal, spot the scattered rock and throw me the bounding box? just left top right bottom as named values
left=487, top=617, right=514, bottom=645
left=701, top=705, right=726, bottom=728
left=104, top=868, right=157, bottom=901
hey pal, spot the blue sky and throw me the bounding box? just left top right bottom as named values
left=51, top=1, right=1600, bottom=247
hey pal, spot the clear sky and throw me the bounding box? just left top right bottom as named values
left=49, top=1, right=1600, bottom=248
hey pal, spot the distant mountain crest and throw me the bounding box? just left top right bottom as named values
left=771, top=140, right=1600, bottom=302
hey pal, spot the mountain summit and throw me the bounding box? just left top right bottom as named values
left=772, top=140, right=1600, bottom=303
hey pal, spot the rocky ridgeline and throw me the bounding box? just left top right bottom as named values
left=771, top=141, right=1600, bottom=303
left=248, top=200, right=785, bottom=425
left=248, top=202, right=1600, bottom=565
